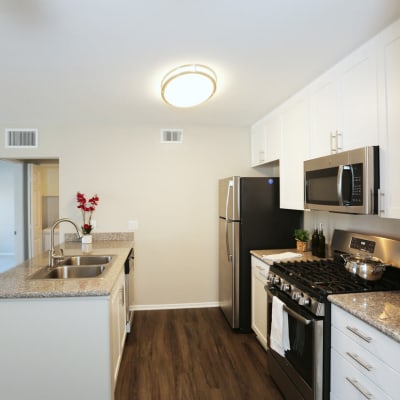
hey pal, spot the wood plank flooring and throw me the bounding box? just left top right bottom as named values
left=115, top=307, right=284, bottom=400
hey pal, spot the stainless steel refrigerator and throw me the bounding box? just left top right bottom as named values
left=219, top=176, right=303, bottom=332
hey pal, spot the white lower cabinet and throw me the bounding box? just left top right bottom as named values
left=251, top=256, right=269, bottom=350
left=0, top=269, right=126, bottom=400
left=330, top=304, right=400, bottom=400
left=110, top=268, right=127, bottom=386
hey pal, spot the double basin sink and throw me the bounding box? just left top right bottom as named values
left=30, top=255, right=113, bottom=280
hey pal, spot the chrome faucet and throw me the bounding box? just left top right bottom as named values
left=49, top=218, right=83, bottom=267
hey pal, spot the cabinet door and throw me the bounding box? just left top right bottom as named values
left=341, top=47, right=379, bottom=151
left=309, top=78, right=341, bottom=158
left=251, top=257, right=268, bottom=350
left=110, top=270, right=126, bottom=387
left=280, top=97, right=309, bottom=210
left=378, top=20, right=400, bottom=219
left=263, top=114, right=281, bottom=162
left=251, top=114, right=281, bottom=166
left=250, top=122, right=266, bottom=166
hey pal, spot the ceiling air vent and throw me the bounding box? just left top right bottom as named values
left=5, top=129, right=38, bottom=148
left=160, top=129, right=183, bottom=143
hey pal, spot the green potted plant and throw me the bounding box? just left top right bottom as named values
left=294, top=228, right=310, bottom=252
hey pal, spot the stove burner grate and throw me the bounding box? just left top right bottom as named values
left=270, top=259, right=400, bottom=299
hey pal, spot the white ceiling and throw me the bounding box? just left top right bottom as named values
left=1, top=0, right=400, bottom=127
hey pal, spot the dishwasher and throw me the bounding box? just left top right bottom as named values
left=124, top=248, right=135, bottom=333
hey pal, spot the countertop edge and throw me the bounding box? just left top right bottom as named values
left=328, top=292, right=400, bottom=343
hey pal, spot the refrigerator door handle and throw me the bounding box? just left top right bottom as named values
left=225, top=180, right=233, bottom=262
left=225, top=220, right=232, bottom=262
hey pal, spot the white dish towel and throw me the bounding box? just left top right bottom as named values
left=270, top=296, right=291, bottom=357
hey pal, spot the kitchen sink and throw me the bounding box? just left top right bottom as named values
left=62, top=255, right=113, bottom=265
left=30, top=265, right=106, bottom=279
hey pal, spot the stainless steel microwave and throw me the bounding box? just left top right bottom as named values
left=304, top=146, right=379, bottom=214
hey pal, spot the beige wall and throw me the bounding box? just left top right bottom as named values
left=1, top=123, right=273, bottom=308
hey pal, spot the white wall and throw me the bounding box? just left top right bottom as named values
left=304, top=210, right=400, bottom=251
left=0, top=123, right=273, bottom=307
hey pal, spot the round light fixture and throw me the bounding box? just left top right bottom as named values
left=161, top=64, right=217, bottom=108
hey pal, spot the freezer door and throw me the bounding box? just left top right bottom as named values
left=219, top=217, right=240, bottom=328
left=218, top=176, right=240, bottom=220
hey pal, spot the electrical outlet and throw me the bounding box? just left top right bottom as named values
left=128, top=220, right=138, bottom=231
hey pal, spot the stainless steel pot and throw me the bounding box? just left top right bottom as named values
left=341, top=254, right=388, bottom=281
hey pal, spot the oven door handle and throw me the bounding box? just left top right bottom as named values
left=283, top=304, right=312, bottom=326
left=267, top=288, right=312, bottom=326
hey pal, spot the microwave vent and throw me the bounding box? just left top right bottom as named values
left=5, top=129, right=38, bottom=148
left=160, top=129, right=183, bottom=143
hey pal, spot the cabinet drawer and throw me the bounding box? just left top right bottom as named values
left=331, top=348, right=391, bottom=400
left=331, top=305, right=400, bottom=372
left=251, top=256, right=269, bottom=282
left=332, top=326, right=400, bottom=399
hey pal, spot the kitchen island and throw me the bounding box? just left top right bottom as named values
left=0, top=234, right=134, bottom=400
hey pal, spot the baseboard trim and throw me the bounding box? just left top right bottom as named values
left=132, top=301, right=219, bottom=311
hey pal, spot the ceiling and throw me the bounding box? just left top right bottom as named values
left=1, top=0, right=400, bottom=128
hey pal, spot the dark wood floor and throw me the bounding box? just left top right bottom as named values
left=115, top=307, right=284, bottom=400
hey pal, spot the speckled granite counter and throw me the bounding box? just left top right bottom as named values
left=328, top=292, right=400, bottom=343
left=0, top=235, right=134, bottom=299
left=251, top=248, right=322, bottom=263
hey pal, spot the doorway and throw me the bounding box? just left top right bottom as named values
left=0, top=159, right=59, bottom=272
left=0, top=160, right=24, bottom=272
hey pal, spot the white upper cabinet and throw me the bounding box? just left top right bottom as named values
left=251, top=17, right=400, bottom=218
left=250, top=112, right=281, bottom=166
left=309, top=41, right=379, bottom=159
left=309, top=77, right=341, bottom=158
left=341, top=47, right=379, bottom=151
left=280, top=96, right=310, bottom=210
left=377, top=19, right=400, bottom=219
left=250, top=121, right=266, bottom=166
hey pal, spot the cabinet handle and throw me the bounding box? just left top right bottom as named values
left=346, top=326, right=372, bottom=343
left=346, top=352, right=373, bottom=371
left=345, top=377, right=373, bottom=399
left=378, top=189, right=385, bottom=216
left=335, top=131, right=342, bottom=152
left=330, top=132, right=336, bottom=153
left=330, top=130, right=342, bottom=153
left=121, top=287, right=125, bottom=306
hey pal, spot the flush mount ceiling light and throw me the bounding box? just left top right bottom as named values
left=161, top=64, right=217, bottom=108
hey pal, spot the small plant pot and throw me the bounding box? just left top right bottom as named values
left=82, top=234, right=92, bottom=244
left=296, top=240, right=308, bottom=252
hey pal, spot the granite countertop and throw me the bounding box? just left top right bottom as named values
left=0, top=235, right=134, bottom=299
left=251, top=248, right=322, bottom=263
left=329, top=292, right=400, bottom=343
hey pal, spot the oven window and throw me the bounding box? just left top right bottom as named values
left=285, top=310, right=314, bottom=386
left=267, top=291, right=318, bottom=388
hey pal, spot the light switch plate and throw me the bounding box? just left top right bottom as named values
left=128, top=220, right=138, bottom=231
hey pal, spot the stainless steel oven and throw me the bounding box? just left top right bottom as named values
left=266, top=286, right=325, bottom=400
left=264, top=229, right=400, bottom=400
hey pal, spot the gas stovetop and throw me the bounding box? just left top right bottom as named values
left=270, top=259, right=400, bottom=302
left=266, top=229, right=400, bottom=316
